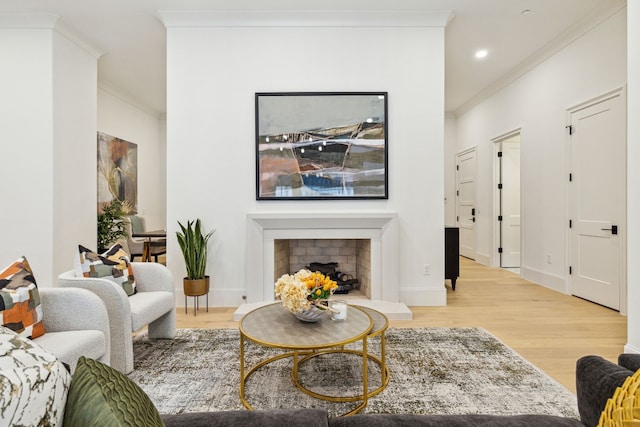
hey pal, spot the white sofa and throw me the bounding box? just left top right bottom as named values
left=35, top=287, right=110, bottom=372
left=57, top=262, right=176, bottom=373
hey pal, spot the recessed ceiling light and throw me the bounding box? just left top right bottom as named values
left=475, top=50, right=488, bottom=59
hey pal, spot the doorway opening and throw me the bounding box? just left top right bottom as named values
left=493, top=131, right=521, bottom=271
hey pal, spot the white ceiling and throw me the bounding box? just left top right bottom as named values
left=0, top=0, right=626, bottom=116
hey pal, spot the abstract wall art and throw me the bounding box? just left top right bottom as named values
left=256, top=92, right=388, bottom=200
left=97, top=131, right=138, bottom=214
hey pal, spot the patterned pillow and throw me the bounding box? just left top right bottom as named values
left=64, top=356, right=164, bottom=427
left=0, top=256, right=45, bottom=339
left=74, top=244, right=137, bottom=296
left=0, top=326, right=71, bottom=427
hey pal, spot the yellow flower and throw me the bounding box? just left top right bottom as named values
left=275, top=269, right=338, bottom=313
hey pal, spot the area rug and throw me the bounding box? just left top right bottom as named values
left=129, top=327, right=580, bottom=419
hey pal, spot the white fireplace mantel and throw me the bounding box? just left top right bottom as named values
left=246, top=212, right=399, bottom=304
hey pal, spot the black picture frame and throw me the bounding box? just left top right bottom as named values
left=255, top=92, right=388, bottom=200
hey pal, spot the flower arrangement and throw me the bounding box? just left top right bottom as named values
left=275, top=269, right=339, bottom=314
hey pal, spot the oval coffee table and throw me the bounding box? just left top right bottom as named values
left=239, top=302, right=373, bottom=416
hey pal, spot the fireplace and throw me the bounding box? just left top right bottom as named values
left=275, top=239, right=370, bottom=296
left=245, top=212, right=400, bottom=302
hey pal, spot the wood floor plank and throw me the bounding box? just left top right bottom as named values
left=174, top=256, right=627, bottom=393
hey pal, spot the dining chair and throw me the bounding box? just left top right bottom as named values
left=124, top=215, right=166, bottom=262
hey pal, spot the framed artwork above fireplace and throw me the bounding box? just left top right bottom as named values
left=255, top=91, right=388, bottom=200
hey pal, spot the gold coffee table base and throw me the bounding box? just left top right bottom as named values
left=293, top=348, right=390, bottom=401
left=239, top=303, right=389, bottom=417
left=241, top=347, right=370, bottom=417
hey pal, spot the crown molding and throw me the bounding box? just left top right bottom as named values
left=157, top=9, right=452, bottom=28
left=453, top=1, right=627, bottom=116
left=0, top=12, right=103, bottom=58
left=98, top=81, right=165, bottom=120
left=54, top=21, right=104, bottom=59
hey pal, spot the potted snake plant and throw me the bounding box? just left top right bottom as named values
left=176, top=219, right=215, bottom=300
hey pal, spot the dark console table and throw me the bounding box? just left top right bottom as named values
left=445, top=227, right=460, bottom=290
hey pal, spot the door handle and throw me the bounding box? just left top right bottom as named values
left=601, top=225, right=618, bottom=235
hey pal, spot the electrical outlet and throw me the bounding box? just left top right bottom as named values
left=424, top=264, right=431, bottom=275
left=546, top=254, right=552, bottom=264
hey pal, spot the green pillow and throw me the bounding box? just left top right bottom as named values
left=64, top=357, right=164, bottom=427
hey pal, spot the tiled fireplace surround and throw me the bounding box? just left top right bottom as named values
left=236, top=212, right=412, bottom=320
left=274, top=238, right=372, bottom=297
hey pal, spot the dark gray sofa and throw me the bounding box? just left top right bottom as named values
left=160, top=354, right=640, bottom=427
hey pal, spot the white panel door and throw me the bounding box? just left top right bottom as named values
left=456, top=148, right=476, bottom=259
left=570, top=91, right=625, bottom=310
left=501, top=138, right=521, bottom=268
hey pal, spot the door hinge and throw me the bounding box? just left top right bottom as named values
left=498, top=247, right=503, bottom=253
left=498, top=215, right=503, bottom=221
left=498, top=183, right=503, bottom=189
left=566, top=125, right=574, bottom=135
left=497, top=151, right=503, bottom=157
left=569, top=266, right=572, bottom=275
left=569, top=219, right=572, bottom=228
left=456, top=216, right=459, bottom=222
left=456, top=165, right=459, bottom=170
left=569, top=173, right=572, bottom=182
left=456, top=190, right=459, bottom=196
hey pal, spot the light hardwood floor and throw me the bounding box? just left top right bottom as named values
left=174, top=256, right=627, bottom=393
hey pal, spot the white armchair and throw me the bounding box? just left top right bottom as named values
left=34, top=287, right=110, bottom=372
left=57, top=262, right=176, bottom=373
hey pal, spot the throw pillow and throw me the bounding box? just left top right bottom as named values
left=0, top=326, right=71, bottom=427
left=74, top=243, right=137, bottom=296
left=0, top=256, right=45, bottom=339
left=64, top=356, right=165, bottom=427
left=598, top=368, right=640, bottom=426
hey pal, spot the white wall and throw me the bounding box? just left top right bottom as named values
left=97, top=89, right=166, bottom=230
left=52, top=31, right=98, bottom=283
left=163, top=11, right=449, bottom=307
left=444, top=113, right=457, bottom=227
left=453, top=8, right=627, bottom=293
left=0, top=16, right=97, bottom=286
left=626, top=2, right=640, bottom=353
left=0, top=25, right=54, bottom=280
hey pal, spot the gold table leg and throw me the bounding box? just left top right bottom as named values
left=141, top=240, right=151, bottom=262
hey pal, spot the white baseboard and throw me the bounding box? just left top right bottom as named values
left=399, top=286, right=447, bottom=306
left=474, top=252, right=492, bottom=266
left=521, top=266, right=568, bottom=294
left=176, top=286, right=446, bottom=309
left=176, top=284, right=445, bottom=322
left=175, top=288, right=247, bottom=309
left=624, top=343, right=640, bottom=354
